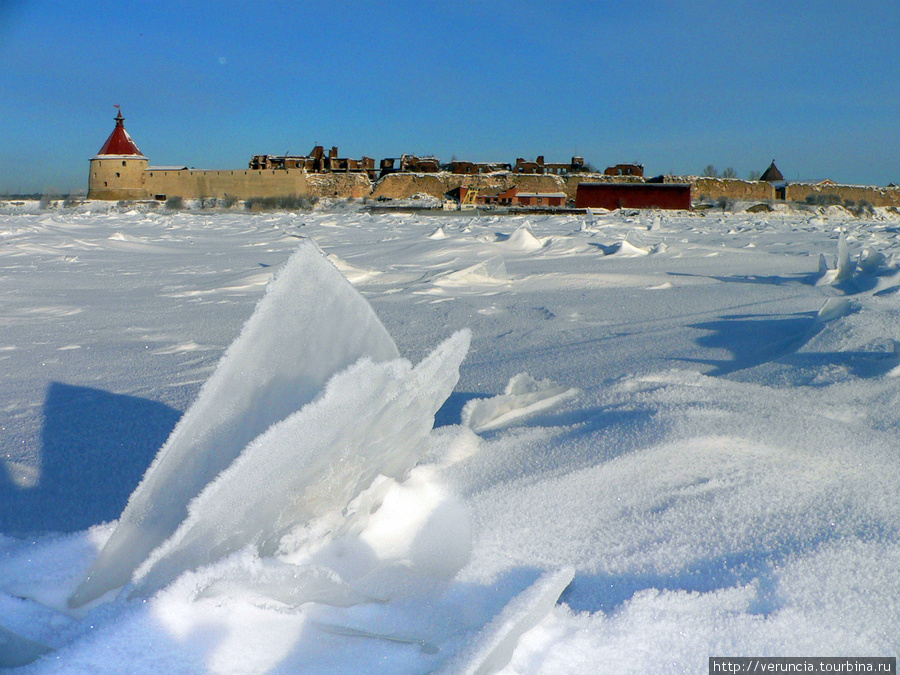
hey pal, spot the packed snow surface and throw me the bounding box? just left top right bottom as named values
left=1, top=202, right=900, bottom=673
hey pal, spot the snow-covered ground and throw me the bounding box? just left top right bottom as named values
left=1, top=202, right=899, bottom=672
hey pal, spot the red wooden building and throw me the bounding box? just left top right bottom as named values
left=575, top=182, right=691, bottom=210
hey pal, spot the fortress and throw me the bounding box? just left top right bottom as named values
left=87, top=110, right=900, bottom=208
left=88, top=110, right=313, bottom=202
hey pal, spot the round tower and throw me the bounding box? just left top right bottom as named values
left=87, top=108, right=149, bottom=200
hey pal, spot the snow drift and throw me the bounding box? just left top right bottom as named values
left=6, top=205, right=900, bottom=672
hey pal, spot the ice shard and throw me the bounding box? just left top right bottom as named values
left=443, top=567, right=575, bottom=675
left=0, top=624, right=53, bottom=668
left=131, top=330, right=470, bottom=597
left=69, top=240, right=400, bottom=608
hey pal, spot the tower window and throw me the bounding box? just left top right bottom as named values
left=122, top=160, right=126, bottom=166
left=116, top=172, right=120, bottom=178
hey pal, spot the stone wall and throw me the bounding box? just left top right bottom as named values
left=143, top=168, right=310, bottom=201
left=90, top=163, right=900, bottom=208
left=681, top=178, right=899, bottom=206
left=690, top=178, right=775, bottom=201
left=369, top=172, right=567, bottom=200
left=369, top=172, right=654, bottom=201
left=306, top=173, right=372, bottom=199
left=785, top=183, right=900, bottom=207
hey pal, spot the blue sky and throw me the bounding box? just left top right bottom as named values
left=1, top=1, right=899, bottom=194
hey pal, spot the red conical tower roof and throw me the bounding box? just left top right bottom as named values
left=95, top=107, right=145, bottom=157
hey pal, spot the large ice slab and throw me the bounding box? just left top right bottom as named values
left=131, top=330, right=470, bottom=597
left=69, top=240, right=400, bottom=608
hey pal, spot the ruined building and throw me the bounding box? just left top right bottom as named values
left=513, top=156, right=585, bottom=175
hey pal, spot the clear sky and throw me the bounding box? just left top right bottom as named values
left=2, top=0, right=899, bottom=194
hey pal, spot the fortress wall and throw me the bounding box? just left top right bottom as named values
left=370, top=172, right=567, bottom=200
left=784, top=183, right=900, bottom=207
left=361, top=176, right=900, bottom=206
left=678, top=178, right=899, bottom=206
left=89, top=160, right=900, bottom=208
left=306, top=173, right=372, bottom=199
left=369, top=174, right=448, bottom=200
left=143, top=169, right=310, bottom=200
left=691, top=178, right=775, bottom=201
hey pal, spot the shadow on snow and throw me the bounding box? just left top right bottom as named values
left=0, top=382, right=181, bottom=534
left=686, top=312, right=821, bottom=376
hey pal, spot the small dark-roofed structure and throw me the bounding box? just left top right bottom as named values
left=760, top=160, right=784, bottom=183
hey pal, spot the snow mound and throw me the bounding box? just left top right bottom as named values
left=462, top=373, right=579, bottom=432
left=325, top=253, right=382, bottom=284
left=132, top=331, right=470, bottom=597
left=501, top=223, right=544, bottom=251
left=594, top=235, right=658, bottom=257
left=69, top=240, right=400, bottom=608
left=618, top=239, right=651, bottom=256
left=429, top=225, right=448, bottom=240
left=435, top=256, right=510, bottom=287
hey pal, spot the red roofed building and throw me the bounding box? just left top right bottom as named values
left=88, top=108, right=150, bottom=200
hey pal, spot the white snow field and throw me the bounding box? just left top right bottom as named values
left=1, top=201, right=899, bottom=672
